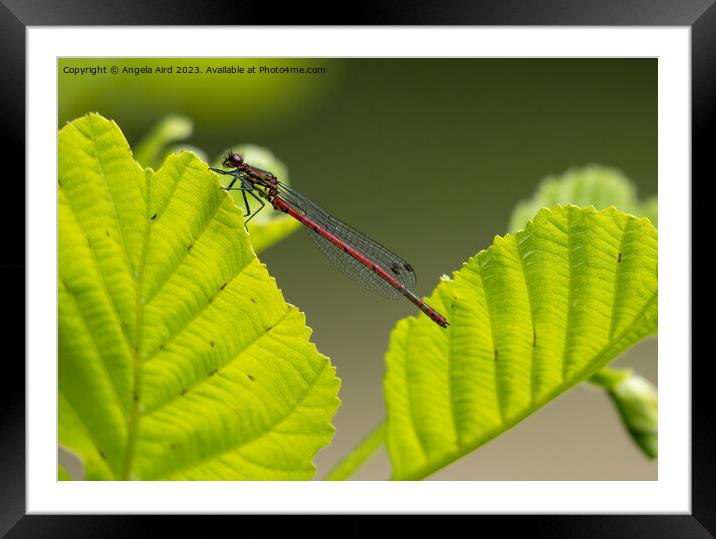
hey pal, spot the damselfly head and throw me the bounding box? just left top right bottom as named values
left=224, top=152, right=245, bottom=169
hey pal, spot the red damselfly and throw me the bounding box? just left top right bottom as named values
left=210, top=152, right=449, bottom=328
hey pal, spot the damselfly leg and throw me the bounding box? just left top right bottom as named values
left=209, top=168, right=266, bottom=228
left=241, top=185, right=266, bottom=225
left=209, top=167, right=241, bottom=190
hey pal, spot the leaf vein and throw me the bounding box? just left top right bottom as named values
left=74, top=120, right=137, bottom=276
left=446, top=298, right=460, bottom=444
left=561, top=209, right=575, bottom=382
left=60, top=393, right=117, bottom=478
left=165, top=356, right=328, bottom=478
left=145, top=306, right=294, bottom=415
left=142, top=257, right=267, bottom=366
left=477, top=255, right=504, bottom=425
left=514, top=234, right=538, bottom=405
left=59, top=194, right=131, bottom=417
left=143, top=165, right=223, bottom=305
left=61, top=283, right=129, bottom=419
left=608, top=215, right=633, bottom=341
left=403, top=320, right=429, bottom=461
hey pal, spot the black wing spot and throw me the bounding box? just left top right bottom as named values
left=150, top=213, right=157, bottom=220
left=247, top=373, right=255, bottom=381
left=390, top=263, right=402, bottom=275
left=404, top=264, right=414, bottom=272
left=250, top=298, right=256, bottom=303
left=618, top=253, right=622, bottom=263
left=494, top=349, right=499, bottom=362
left=220, top=282, right=227, bottom=290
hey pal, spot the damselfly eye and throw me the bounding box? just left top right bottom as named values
left=226, top=153, right=244, bottom=168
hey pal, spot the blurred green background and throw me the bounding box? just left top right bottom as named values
left=59, top=58, right=657, bottom=480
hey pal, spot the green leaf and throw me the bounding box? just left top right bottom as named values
left=508, top=165, right=656, bottom=233
left=384, top=205, right=657, bottom=480
left=640, top=195, right=658, bottom=228
left=508, top=164, right=658, bottom=459
left=212, top=144, right=301, bottom=254
left=133, top=114, right=193, bottom=169
left=59, top=113, right=340, bottom=480
left=607, top=374, right=658, bottom=458
left=58, top=464, right=73, bottom=481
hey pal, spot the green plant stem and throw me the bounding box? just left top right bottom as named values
left=589, top=366, right=632, bottom=389
left=323, top=421, right=385, bottom=481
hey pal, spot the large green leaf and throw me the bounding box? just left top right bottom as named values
left=384, top=205, right=657, bottom=480
left=508, top=164, right=658, bottom=459
left=58, top=113, right=340, bottom=480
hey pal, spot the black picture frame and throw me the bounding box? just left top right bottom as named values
left=3, top=1, right=710, bottom=536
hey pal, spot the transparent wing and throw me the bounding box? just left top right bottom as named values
left=278, top=183, right=417, bottom=299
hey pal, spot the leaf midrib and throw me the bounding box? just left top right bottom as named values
left=65, top=121, right=148, bottom=480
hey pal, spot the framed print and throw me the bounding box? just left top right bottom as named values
left=2, top=0, right=711, bottom=535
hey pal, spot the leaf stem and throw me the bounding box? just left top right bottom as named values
left=589, top=365, right=632, bottom=389
left=323, top=421, right=385, bottom=481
